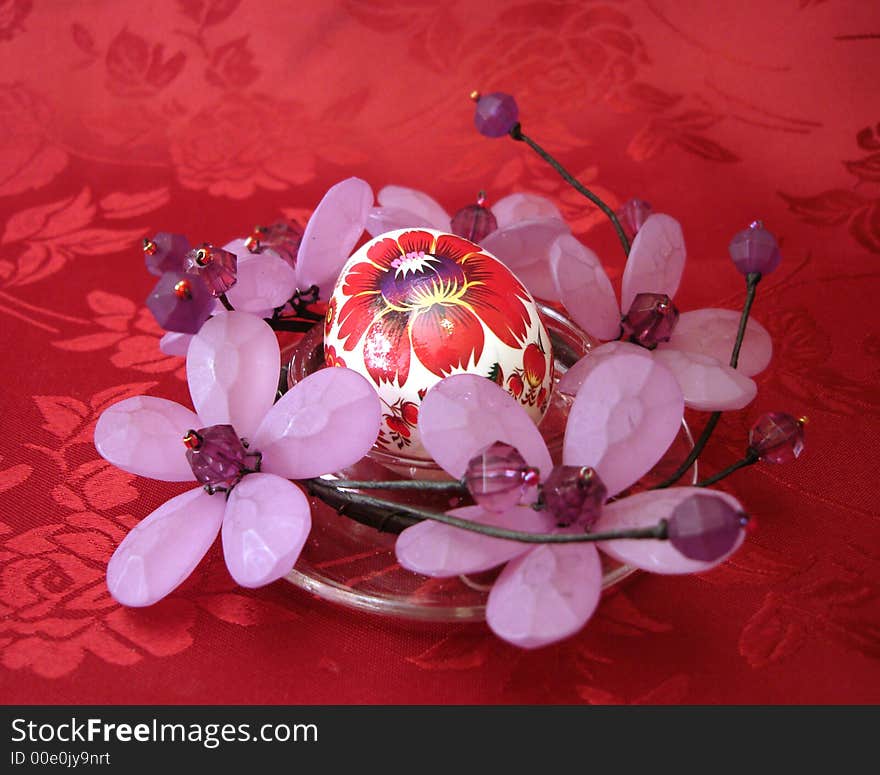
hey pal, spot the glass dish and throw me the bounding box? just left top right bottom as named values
left=282, top=305, right=697, bottom=622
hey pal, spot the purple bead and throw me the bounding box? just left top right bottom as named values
left=616, top=198, right=652, bottom=240
left=474, top=92, right=519, bottom=138
left=248, top=220, right=304, bottom=269
left=146, top=271, right=215, bottom=334
left=184, top=243, right=238, bottom=295
left=144, top=232, right=191, bottom=276
left=451, top=203, right=498, bottom=242
left=667, top=494, right=746, bottom=561
left=728, top=221, right=782, bottom=276
left=464, top=441, right=536, bottom=512
left=748, top=412, right=805, bottom=463
left=622, top=292, right=680, bottom=348
left=542, top=465, right=607, bottom=529
left=184, top=424, right=251, bottom=489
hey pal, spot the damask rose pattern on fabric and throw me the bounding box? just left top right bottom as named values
left=0, top=0, right=877, bottom=702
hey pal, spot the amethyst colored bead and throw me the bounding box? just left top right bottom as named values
left=184, top=424, right=251, bottom=489
left=464, top=441, right=535, bottom=512
left=748, top=412, right=805, bottom=463
left=616, top=198, right=652, bottom=240
left=622, top=292, right=680, bottom=348
left=473, top=92, right=519, bottom=138
left=249, top=220, right=304, bottom=269
left=184, top=243, right=238, bottom=295
left=542, top=465, right=607, bottom=529
left=144, top=232, right=191, bottom=276
left=667, top=494, right=746, bottom=562
left=728, top=221, right=782, bottom=276
left=146, top=271, right=215, bottom=334
left=451, top=203, right=499, bottom=242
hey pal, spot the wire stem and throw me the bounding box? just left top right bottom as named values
left=331, top=478, right=467, bottom=492
left=696, top=453, right=759, bottom=487
left=219, top=294, right=234, bottom=311
left=509, top=123, right=631, bottom=258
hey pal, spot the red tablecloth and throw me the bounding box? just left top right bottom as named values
left=1, top=0, right=878, bottom=704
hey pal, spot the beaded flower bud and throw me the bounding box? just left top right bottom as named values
left=146, top=271, right=215, bottom=334
left=471, top=91, right=519, bottom=138
left=748, top=412, right=806, bottom=463
left=183, top=243, right=238, bottom=295
left=728, top=221, right=782, bottom=276
left=144, top=232, right=191, bottom=276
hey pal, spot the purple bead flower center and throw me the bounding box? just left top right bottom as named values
left=622, top=292, right=680, bottom=349
left=183, top=424, right=260, bottom=492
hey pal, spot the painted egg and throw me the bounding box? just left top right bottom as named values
left=324, top=228, right=554, bottom=459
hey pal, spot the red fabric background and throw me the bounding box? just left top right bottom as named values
left=1, top=0, right=878, bottom=704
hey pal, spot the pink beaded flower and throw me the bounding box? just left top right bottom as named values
left=549, top=214, right=773, bottom=411
left=94, top=311, right=382, bottom=606
left=159, top=177, right=374, bottom=355
left=366, top=185, right=571, bottom=299
left=395, top=352, right=746, bottom=648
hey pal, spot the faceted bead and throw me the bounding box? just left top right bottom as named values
left=184, top=424, right=251, bottom=488
left=144, top=232, right=190, bottom=276
left=183, top=243, right=238, bottom=295
left=616, top=198, right=652, bottom=240
left=464, top=441, right=533, bottom=512
left=474, top=92, right=519, bottom=138
left=748, top=412, right=805, bottom=463
left=542, top=465, right=608, bottom=529
left=622, top=292, right=680, bottom=348
left=667, top=494, right=746, bottom=562
left=248, top=220, right=304, bottom=270
left=451, top=203, right=498, bottom=242
left=146, top=271, right=215, bottom=334
left=728, top=221, right=781, bottom=276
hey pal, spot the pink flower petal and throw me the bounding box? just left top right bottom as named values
left=620, top=214, right=686, bottom=313
left=159, top=332, right=192, bottom=357
left=480, top=217, right=570, bottom=300
left=107, top=487, right=224, bottom=606
left=420, top=374, right=553, bottom=480
left=549, top=234, right=621, bottom=340
left=486, top=543, right=602, bottom=649
left=564, top=353, right=684, bottom=496
left=366, top=206, right=434, bottom=237
left=94, top=396, right=199, bottom=481
left=223, top=253, right=297, bottom=317
left=222, top=473, right=311, bottom=587
left=595, top=487, right=745, bottom=573
left=376, top=185, right=450, bottom=231
left=297, top=177, right=373, bottom=301
left=253, top=366, right=381, bottom=479
left=187, top=312, right=280, bottom=440
left=491, top=193, right=563, bottom=229
left=660, top=307, right=773, bottom=377
left=557, top=341, right=648, bottom=398
left=395, top=505, right=543, bottom=577
left=652, top=349, right=757, bottom=411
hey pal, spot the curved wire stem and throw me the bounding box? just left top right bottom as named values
left=509, top=123, right=631, bottom=259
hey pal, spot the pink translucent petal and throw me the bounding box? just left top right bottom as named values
left=366, top=206, right=434, bottom=237
left=222, top=473, right=311, bottom=588
left=549, top=234, right=620, bottom=340
left=159, top=332, right=192, bottom=357
left=223, top=253, right=297, bottom=317
left=95, top=396, right=199, bottom=482
left=486, top=543, right=602, bottom=649
left=187, top=312, right=280, bottom=440
left=491, top=193, right=563, bottom=229
left=376, top=185, right=450, bottom=231
left=395, top=505, right=545, bottom=577
left=660, top=307, right=773, bottom=377
left=297, top=177, right=373, bottom=301
left=107, top=487, right=224, bottom=606
left=253, top=366, right=381, bottom=479
left=557, top=341, right=648, bottom=398
left=652, top=349, right=757, bottom=411
left=420, top=374, right=553, bottom=480
left=564, top=353, right=684, bottom=496
left=620, top=214, right=686, bottom=313
left=479, top=217, right=570, bottom=300
left=596, top=487, right=745, bottom=573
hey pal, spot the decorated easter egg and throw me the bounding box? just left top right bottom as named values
left=324, top=228, right=554, bottom=459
